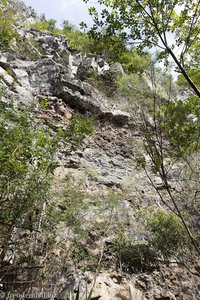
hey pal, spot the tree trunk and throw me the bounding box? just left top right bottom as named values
left=167, top=47, right=200, bottom=98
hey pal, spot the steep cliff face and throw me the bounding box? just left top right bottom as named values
left=0, top=1, right=200, bottom=300
left=0, top=28, right=129, bottom=124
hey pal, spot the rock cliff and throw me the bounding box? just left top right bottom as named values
left=0, top=1, right=199, bottom=299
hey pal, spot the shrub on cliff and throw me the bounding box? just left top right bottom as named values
left=144, top=208, right=189, bottom=258
left=32, top=14, right=60, bottom=34
left=0, top=0, right=19, bottom=49
left=0, top=102, right=59, bottom=262
left=119, top=48, right=151, bottom=74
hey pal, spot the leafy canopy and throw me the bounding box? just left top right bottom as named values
left=83, top=0, right=200, bottom=96
left=177, top=40, right=200, bottom=90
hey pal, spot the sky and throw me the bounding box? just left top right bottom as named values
left=22, top=0, right=96, bottom=27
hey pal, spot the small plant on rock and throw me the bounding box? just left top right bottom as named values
left=144, top=208, right=189, bottom=259
left=111, top=234, right=158, bottom=273
left=65, top=115, right=94, bottom=150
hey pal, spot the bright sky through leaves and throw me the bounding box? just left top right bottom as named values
left=22, top=0, right=95, bottom=26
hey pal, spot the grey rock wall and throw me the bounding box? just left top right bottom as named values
left=0, top=27, right=129, bottom=125
left=0, top=2, right=199, bottom=299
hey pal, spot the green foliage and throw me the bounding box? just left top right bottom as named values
left=86, top=68, right=118, bottom=98
left=71, top=241, right=90, bottom=263
left=32, top=20, right=49, bottom=31
left=177, top=70, right=200, bottom=90
left=84, top=0, right=200, bottom=96
left=144, top=208, right=189, bottom=258
left=139, top=95, right=200, bottom=177
left=62, top=20, right=77, bottom=33
left=138, top=92, right=200, bottom=258
left=115, top=73, right=153, bottom=112
left=176, top=41, right=200, bottom=90
left=87, top=65, right=153, bottom=103
left=85, top=32, right=127, bottom=62
left=39, top=97, right=49, bottom=109
left=0, top=101, right=59, bottom=259
left=65, top=115, right=94, bottom=150
left=62, top=20, right=89, bottom=52
left=32, top=17, right=91, bottom=52
left=47, top=176, right=88, bottom=233
left=16, top=37, right=44, bottom=60
left=158, top=96, right=200, bottom=158
left=32, top=15, right=149, bottom=69
left=45, top=18, right=57, bottom=32
left=62, top=20, right=127, bottom=60
left=47, top=176, right=127, bottom=271
left=32, top=16, right=61, bottom=34
left=0, top=99, right=95, bottom=290
left=0, top=0, right=18, bottom=49
left=119, top=48, right=151, bottom=74
left=112, top=235, right=158, bottom=273
left=134, top=152, right=146, bottom=169
left=111, top=207, right=189, bottom=271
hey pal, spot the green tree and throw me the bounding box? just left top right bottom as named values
left=33, top=15, right=61, bottom=34
left=65, top=115, right=94, bottom=151
left=136, top=94, right=200, bottom=257
left=0, top=101, right=95, bottom=293
left=0, top=0, right=18, bottom=49
left=119, top=48, right=151, bottom=74
left=83, top=0, right=200, bottom=97
left=62, top=20, right=127, bottom=60
left=0, top=103, right=59, bottom=264
left=145, top=208, right=189, bottom=258
left=177, top=40, right=200, bottom=90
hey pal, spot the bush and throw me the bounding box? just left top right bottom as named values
left=32, top=15, right=61, bottom=34
left=84, top=33, right=127, bottom=62
left=16, top=37, right=44, bottom=60
left=115, top=73, right=153, bottom=112
left=65, top=115, right=94, bottom=150
left=86, top=68, right=118, bottom=98
left=62, top=20, right=127, bottom=60
left=47, top=175, right=88, bottom=233
left=0, top=100, right=95, bottom=292
left=119, top=48, right=151, bottom=74
left=70, top=241, right=90, bottom=263
left=111, top=208, right=189, bottom=273
left=0, top=0, right=18, bottom=49
left=112, top=235, right=158, bottom=273
left=156, top=96, right=200, bottom=158
left=145, top=208, right=189, bottom=258
left=62, top=21, right=90, bottom=52
left=0, top=101, right=58, bottom=262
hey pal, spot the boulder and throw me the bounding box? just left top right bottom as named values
left=110, top=62, right=124, bottom=75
